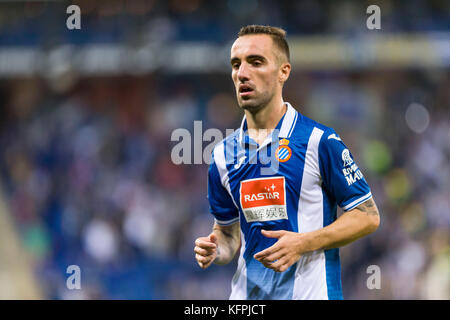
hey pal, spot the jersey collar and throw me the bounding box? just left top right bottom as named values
left=238, top=102, right=298, bottom=148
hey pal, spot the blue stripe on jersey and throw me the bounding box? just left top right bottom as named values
left=324, top=249, right=343, bottom=300
left=288, top=113, right=314, bottom=234
left=245, top=257, right=296, bottom=299
left=322, top=189, right=343, bottom=300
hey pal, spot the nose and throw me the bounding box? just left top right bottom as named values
left=237, top=62, right=250, bottom=82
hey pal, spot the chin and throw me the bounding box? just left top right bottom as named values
left=238, top=98, right=266, bottom=113
left=237, top=91, right=274, bottom=112
left=238, top=97, right=257, bottom=108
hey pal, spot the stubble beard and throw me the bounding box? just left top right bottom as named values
left=237, top=90, right=274, bottom=115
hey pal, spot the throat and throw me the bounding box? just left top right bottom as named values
left=245, top=101, right=287, bottom=145
left=248, top=128, right=273, bottom=146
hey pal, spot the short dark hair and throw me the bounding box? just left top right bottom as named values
left=237, top=25, right=290, bottom=63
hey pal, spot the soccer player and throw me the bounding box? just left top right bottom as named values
left=194, top=25, right=380, bottom=300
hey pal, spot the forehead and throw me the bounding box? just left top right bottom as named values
left=230, top=34, right=276, bottom=60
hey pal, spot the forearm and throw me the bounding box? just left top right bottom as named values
left=212, top=223, right=240, bottom=265
left=303, top=198, right=380, bottom=252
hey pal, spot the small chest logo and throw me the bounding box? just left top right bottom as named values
left=234, top=155, right=247, bottom=169
left=240, top=177, right=288, bottom=223
left=275, top=139, right=292, bottom=162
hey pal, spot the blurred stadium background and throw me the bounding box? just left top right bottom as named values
left=0, top=0, right=448, bottom=299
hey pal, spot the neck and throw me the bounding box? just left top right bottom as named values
left=245, top=96, right=286, bottom=130
left=244, top=96, right=287, bottom=145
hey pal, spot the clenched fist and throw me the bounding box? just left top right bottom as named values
left=194, top=234, right=218, bottom=269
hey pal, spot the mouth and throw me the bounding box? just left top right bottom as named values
left=238, top=84, right=254, bottom=97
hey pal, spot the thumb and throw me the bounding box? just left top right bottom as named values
left=209, top=233, right=218, bottom=244
left=261, top=229, right=285, bottom=239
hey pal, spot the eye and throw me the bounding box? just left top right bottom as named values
left=252, top=60, right=262, bottom=67
left=232, top=62, right=240, bottom=69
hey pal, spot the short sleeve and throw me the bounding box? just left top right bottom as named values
left=208, top=153, right=239, bottom=225
left=318, top=129, right=372, bottom=211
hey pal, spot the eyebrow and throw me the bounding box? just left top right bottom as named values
left=230, top=55, right=267, bottom=65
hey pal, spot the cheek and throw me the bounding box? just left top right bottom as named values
left=260, top=71, right=278, bottom=90
left=231, top=72, right=239, bottom=86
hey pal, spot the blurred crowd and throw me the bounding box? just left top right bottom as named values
left=0, top=0, right=449, bottom=300
left=0, top=69, right=448, bottom=299
left=0, top=0, right=449, bottom=46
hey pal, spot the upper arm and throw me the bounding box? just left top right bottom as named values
left=318, top=128, right=372, bottom=211
left=347, top=197, right=380, bottom=231
left=352, top=197, right=379, bottom=216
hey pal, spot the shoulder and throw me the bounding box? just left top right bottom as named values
left=210, top=128, right=240, bottom=166
left=290, top=113, right=347, bottom=165
left=302, top=114, right=334, bottom=134
left=212, top=129, right=239, bottom=153
left=291, top=112, right=336, bottom=142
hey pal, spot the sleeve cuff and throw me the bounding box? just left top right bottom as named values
left=214, top=216, right=240, bottom=226
left=341, top=192, right=372, bottom=211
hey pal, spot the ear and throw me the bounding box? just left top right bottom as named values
left=278, top=62, right=291, bottom=84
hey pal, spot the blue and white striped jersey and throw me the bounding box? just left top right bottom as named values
left=207, top=102, right=372, bottom=300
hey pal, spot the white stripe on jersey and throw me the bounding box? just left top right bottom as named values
left=279, top=102, right=297, bottom=138
left=230, top=230, right=247, bottom=299
left=293, top=126, right=328, bottom=300
left=342, top=192, right=372, bottom=211
left=213, top=142, right=239, bottom=210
